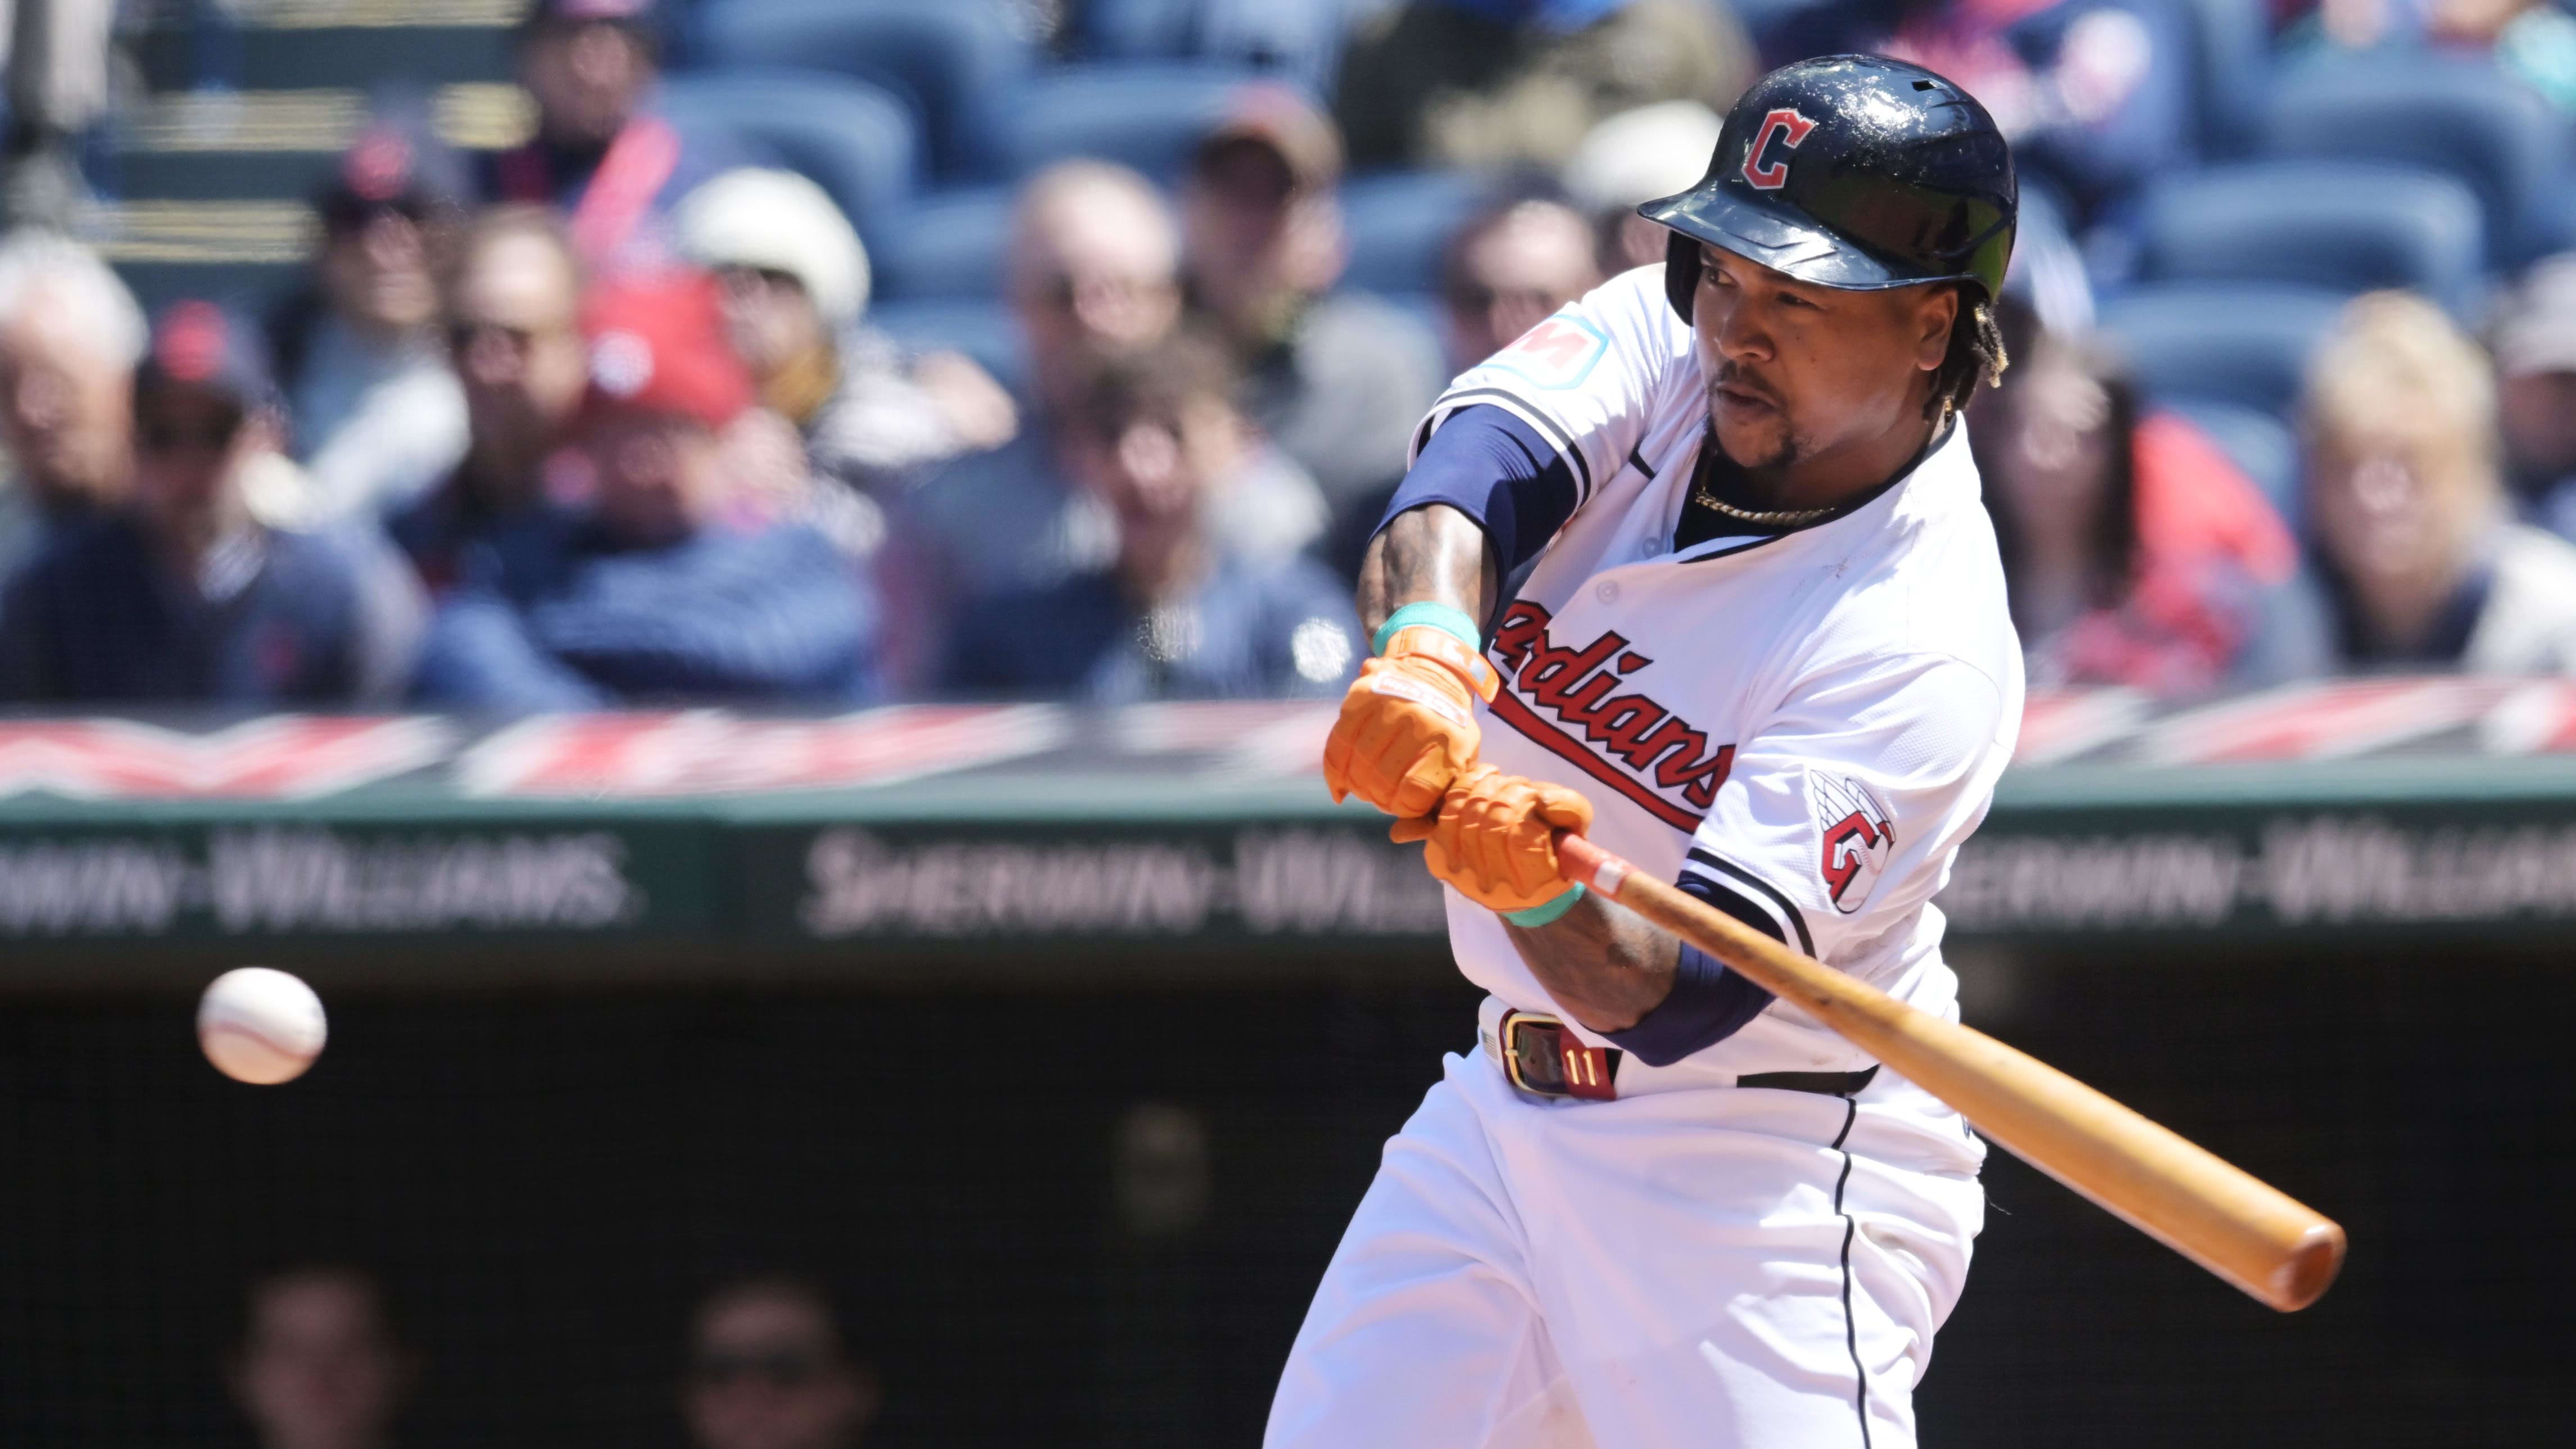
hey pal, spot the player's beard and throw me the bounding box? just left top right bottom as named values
left=1706, top=368, right=1801, bottom=471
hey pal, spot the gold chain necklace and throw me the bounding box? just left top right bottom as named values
left=1688, top=478, right=1842, bottom=528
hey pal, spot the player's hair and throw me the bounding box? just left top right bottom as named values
left=1928, top=286, right=2010, bottom=424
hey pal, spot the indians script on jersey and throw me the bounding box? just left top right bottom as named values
left=1487, top=599, right=1735, bottom=831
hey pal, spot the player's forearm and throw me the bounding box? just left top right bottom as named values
left=1354, top=503, right=1499, bottom=637
left=1504, top=891, right=1678, bottom=1035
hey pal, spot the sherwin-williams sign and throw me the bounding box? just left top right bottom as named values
left=0, top=685, right=2571, bottom=952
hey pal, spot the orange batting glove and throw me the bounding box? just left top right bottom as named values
left=1391, top=765, right=1595, bottom=918
left=1322, top=615, right=1500, bottom=819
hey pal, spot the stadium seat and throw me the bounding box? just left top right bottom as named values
left=2137, top=160, right=2486, bottom=318
left=865, top=297, right=1027, bottom=395
left=986, top=62, right=1282, bottom=183
left=2096, top=282, right=2347, bottom=419
left=2170, top=398, right=2302, bottom=531
left=688, top=0, right=1033, bottom=181
left=2262, top=53, right=2572, bottom=265
left=868, top=183, right=1018, bottom=302
left=654, top=70, right=923, bottom=250
left=1074, top=0, right=1354, bottom=89
left=2180, top=0, right=2271, bottom=158
left=1339, top=168, right=1485, bottom=298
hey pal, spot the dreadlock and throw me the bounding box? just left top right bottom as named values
left=1926, top=287, right=2010, bottom=423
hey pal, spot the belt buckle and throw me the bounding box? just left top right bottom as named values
left=1499, top=1010, right=1618, bottom=1101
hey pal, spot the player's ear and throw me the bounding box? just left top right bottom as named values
left=1911, top=284, right=1960, bottom=372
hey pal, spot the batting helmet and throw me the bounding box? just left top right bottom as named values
left=1641, top=55, right=2016, bottom=324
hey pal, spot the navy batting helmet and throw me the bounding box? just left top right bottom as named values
left=1641, top=55, right=2016, bottom=324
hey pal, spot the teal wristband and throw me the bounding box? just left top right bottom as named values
left=1372, top=601, right=1482, bottom=656
left=1503, top=882, right=1585, bottom=928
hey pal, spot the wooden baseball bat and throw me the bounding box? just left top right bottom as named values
left=1555, top=834, right=2346, bottom=1312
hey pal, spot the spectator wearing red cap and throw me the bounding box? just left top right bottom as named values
left=1181, top=87, right=1443, bottom=512
left=477, top=0, right=743, bottom=273
left=266, top=124, right=471, bottom=523
left=411, top=269, right=879, bottom=710
left=945, top=330, right=1360, bottom=701
left=0, top=301, right=428, bottom=704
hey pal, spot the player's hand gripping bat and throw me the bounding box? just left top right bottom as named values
left=1554, top=833, right=2346, bottom=1312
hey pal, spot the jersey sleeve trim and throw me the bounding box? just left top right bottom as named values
left=1604, top=864, right=1789, bottom=1067
left=1421, top=387, right=1597, bottom=508
left=1683, top=845, right=1814, bottom=954
left=1375, top=405, right=1582, bottom=571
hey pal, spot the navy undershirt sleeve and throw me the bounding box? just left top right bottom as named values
left=1372, top=405, right=1581, bottom=571
left=1603, top=874, right=1781, bottom=1067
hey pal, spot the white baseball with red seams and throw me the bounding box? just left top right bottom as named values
left=1267, top=266, right=2024, bottom=1449
left=197, top=967, right=328, bottom=1085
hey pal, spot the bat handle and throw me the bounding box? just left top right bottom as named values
left=1555, top=832, right=1630, bottom=897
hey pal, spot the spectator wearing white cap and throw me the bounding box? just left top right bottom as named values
left=2491, top=255, right=2576, bottom=542
left=674, top=168, right=1015, bottom=504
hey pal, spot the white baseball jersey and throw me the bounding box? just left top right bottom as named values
left=1268, top=266, right=2020, bottom=1449
left=1425, top=264, right=2024, bottom=1079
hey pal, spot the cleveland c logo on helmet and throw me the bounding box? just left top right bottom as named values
left=1740, top=108, right=1817, bottom=191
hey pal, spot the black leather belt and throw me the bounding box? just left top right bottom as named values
left=1495, top=1009, right=1878, bottom=1102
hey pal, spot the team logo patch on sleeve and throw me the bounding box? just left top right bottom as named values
left=1812, top=772, right=1894, bottom=913
left=1487, top=314, right=1608, bottom=391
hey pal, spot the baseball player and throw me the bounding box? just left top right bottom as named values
left=1272, top=56, right=2022, bottom=1449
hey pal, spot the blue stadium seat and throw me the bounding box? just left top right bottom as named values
left=2097, top=282, right=2347, bottom=419
left=986, top=62, right=1280, bottom=183
left=2138, top=160, right=2486, bottom=318
left=654, top=70, right=923, bottom=250
left=2180, top=0, right=2271, bottom=158
left=868, top=183, right=1018, bottom=301
left=2170, top=397, right=2302, bottom=532
left=688, top=0, right=1033, bottom=181
left=865, top=297, right=1027, bottom=395
left=1338, top=168, right=1484, bottom=298
left=1075, top=0, right=1355, bottom=89
left=2262, top=53, right=2572, bottom=265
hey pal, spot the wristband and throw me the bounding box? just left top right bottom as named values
left=1372, top=601, right=1481, bottom=657
left=1502, top=882, right=1585, bottom=928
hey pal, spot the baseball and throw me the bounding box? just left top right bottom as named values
left=196, top=967, right=328, bottom=1085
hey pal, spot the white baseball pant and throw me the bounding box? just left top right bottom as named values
left=1267, top=1022, right=1985, bottom=1448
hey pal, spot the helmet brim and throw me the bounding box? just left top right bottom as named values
left=1639, top=182, right=1985, bottom=294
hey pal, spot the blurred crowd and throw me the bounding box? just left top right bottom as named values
left=232, top=1264, right=881, bottom=1449
left=2, top=0, right=2575, bottom=716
